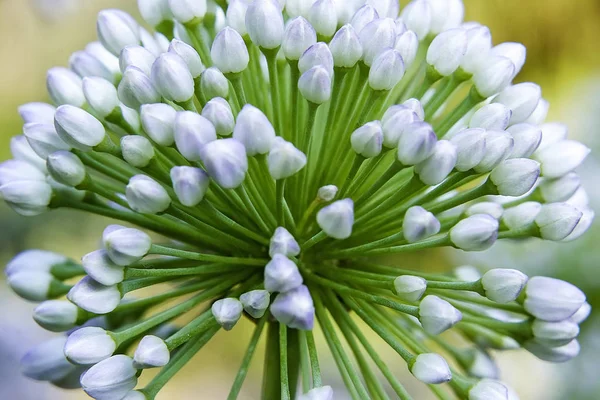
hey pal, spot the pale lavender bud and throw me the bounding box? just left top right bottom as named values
left=81, top=355, right=138, bottom=400
left=473, top=130, right=513, bottom=173
left=47, top=150, right=86, bottom=187
left=69, top=50, right=115, bottom=82
left=400, top=0, right=431, bottom=40
left=33, top=300, right=79, bottom=332
left=103, top=226, right=152, bottom=266
left=118, top=66, right=161, bottom=110
left=121, top=136, right=155, bottom=168
left=268, top=138, right=307, bottom=180
left=450, top=214, right=499, bottom=251
left=298, top=42, right=334, bottom=77
left=562, top=207, right=594, bottom=242
left=397, top=121, right=437, bottom=165
left=18, top=102, right=56, bottom=125
left=419, top=295, right=462, bottom=334
left=427, top=0, right=464, bottom=34
left=524, top=339, right=580, bottom=363
left=368, top=0, right=399, bottom=19
left=64, top=326, right=117, bottom=365
left=318, top=185, right=338, bottom=201
left=481, top=269, right=528, bottom=303
left=329, top=24, right=363, bottom=68
left=226, top=0, right=248, bottom=36
left=350, top=5, right=379, bottom=35
left=381, top=105, right=419, bottom=148
left=538, top=173, right=581, bottom=203
left=524, top=276, right=586, bottom=322
left=168, top=0, right=207, bottom=23
left=245, top=0, right=285, bottom=49
left=359, top=18, right=397, bottom=66
left=119, top=45, right=156, bottom=76
left=126, top=175, right=171, bottom=214
left=426, top=28, right=467, bottom=76
left=10, top=136, right=47, bottom=172
left=466, top=202, right=503, bottom=220
left=506, top=123, right=542, bottom=158
left=450, top=128, right=487, bottom=171
left=201, top=97, right=234, bottom=136
left=46, top=67, right=85, bottom=107
left=403, top=206, right=441, bottom=243
left=570, top=302, right=592, bottom=324
left=502, top=202, right=541, bottom=231
left=200, top=67, right=230, bottom=99
left=151, top=52, right=195, bottom=102
left=469, top=380, right=511, bottom=400
left=212, top=298, right=243, bottom=330
left=211, top=27, right=250, bottom=74
left=532, top=319, right=579, bottom=347
left=493, top=83, right=542, bottom=125
left=7, top=270, right=55, bottom=301
left=82, top=250, right=125, bottom=286
left=23, top=124, right=72, bottom=161
left=298, top=66, right=332, bottom=104
left=170, top=166, right=210, bottom=207
left=535, top=203, right=582, bottom=241
left=351, top=121, right=383, bottom=158
left=199, top=138, right=248, bottom=188
left=240, top=289, right=271, bottom=319
left=168, top=39, right=205, bottom=78
left=309, top=0, right=338, bottom=38
left=233, top=104, right=276, bottom=156
left=461, top=24, right=492, bottom=74
left=369, top=48, right=405, bottom=91
left=67, top=276, right=121, bottom=314
left=394, top=30, right=419, bottom=67
left=270, top=227, right=301, bottom=258
left=524, top=98, right=549, bottom=125
left=54, top=105, right=106, bottom=151
left=264, top=254, right=303, bottom=293
left=138, top=0, right=172, bottom=26
left=82, top=77, right=119, bottom=118
left=469, top=104, right=512, bottom=131
left=415, top=140, right=457, bottom=185
left=410, top=353, right=452, bottom=384
left=534, top=139, right=590, bottom=179
left=282, top=17, right=317, bottom=61
left=394, top=275, right=427, bottom=302
left=472, top=55, right=515, bottom=98
left=21, top=337, right=77, bottom=382
left=97, top=10, right=141, bottom=56
left=270, top=285, right=315, bottom=330
left=140, top=103, right=177, bottom=146
left=174, top=111, right=217, bottom=161
left=317, top=198, right=354, bottom=239
left=491, top=42, right=526, bottom=79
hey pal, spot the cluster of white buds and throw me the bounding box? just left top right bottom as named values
left=3, top=0, right=593, bottom=399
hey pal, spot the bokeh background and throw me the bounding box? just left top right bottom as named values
left=0, top=0, right=599, bottom=399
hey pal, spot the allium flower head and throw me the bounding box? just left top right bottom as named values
left=4, top=0, right=594, bottom=399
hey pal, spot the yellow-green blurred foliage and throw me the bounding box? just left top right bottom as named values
left=0, top=1, right=599, bottom=399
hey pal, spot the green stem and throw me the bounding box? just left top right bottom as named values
left=149, top=245, right=267, bottom=266
left=262, top=322, right=281, bottom=400
left=279, top=323, right=291, bottom=400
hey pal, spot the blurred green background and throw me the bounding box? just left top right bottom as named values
left=0, top=0, right=599, bottom=399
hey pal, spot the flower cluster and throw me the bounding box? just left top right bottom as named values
left=4, top=0, right=594, bottom=399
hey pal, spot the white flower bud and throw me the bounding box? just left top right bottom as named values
left=120, top=136, right=155, bottom=168
left=0, top=159, right=47, bottom=186
left=369, top=48, right=405, bottom=91
left=0, top=176, right=53, bottom=217
left=329, top=24, right=363, bottom=68
left=381, top=105, right=418, bottom=148
left=68, top=276, right=121, bottom=314
left=532, top=319, right=579, bottom=347
left=282, top=17, right=317, bottom=61
left=64, top=326, right=117, bottom=365
left=502, top=202, right=541, bottom=231
left=427, top=0, right=464, bottom=34
left=536, top=122, right=568, bottom=151
left=465, top=350, right=500, bottom=380
left=426, top=28, right=467, bottom=76
left=506, top=123, right=541, bottom=159
left=81, top=249, right=125, bottom=286
left=570, top=302, right=592, bottom=324
left=538, top=173, right=580, bottom=203
left=69, top=50, right=115, bottom=82
left=33, top=300, right=78, bottom=332
left=54, top=105, right=106, bottom=151
left=397, top=121, right=437, bottom=165
left=318, top=185, right=338, bottom=201
left=298, top=385, right=334, bottom=400
left=410, top=353, right=452, bottom=384
left=119, top=45, right=156, bottom=76
left=418, top=295, right=462, bottom=334
left=174, top=111, right=217, bottom=161
left=233, top=104, right=276, bottom=156
left=240, top=289, right=271, bottom=319
left=403, top=206, right=440, bottom=243
left=81, top=77, right=118, bottom=118
left=200, top=138, right=248, bottom=188
left=126, top=175, right=171, bottom=214
left=317, top=198, right=354, bottom=239
left=493, top=83, right=542, bottom=125
left=226, top=0, right=248, bottom=36
left=368, top=0, right=399, bottom=19
left=299, top=66, right=332, bottom=104
left=18, top=102, right=56, bottom=125
left=245, top=0, right=284, bottom=49
left=264, top=254, right=303, bottom=293
left=46, top=67, right=85, bottom=107
left=46, top=150, right=86, bottom=187
left=461, top=24, right=492, bottom=74
left=535, top=203, right=582, bottom=241
left=97, top=10, right=140, bottom=56
left=450, top=128, right=487, bottom=171
left=200, top=67, right=230, bottom=99
left=140, top=103, right=176, bottom=146
left=200, top=98, right=234, bottom=137
left=450, top=214, right=499, bottom=251
left=212, top=297, right=243, bottom=331
left=489, top=158, right=540, bottom=196
left=10, top=135, right=47, bottom=172
left=21, top=337, right=76, bottom=382
left=167, top=39, right=204, bottom=78
left=133, top=335, right=170, bottom=368
left=472, top=55, right=515, bottom=98
left=469, top=379, right=511, bottom=400
left=308, top=0, right=337, bottom=38
left=469, top=104, right=511, bottom=131
left=562, top=207, right=594, bottom=242
left=394, top=275, right=427, bottom=302
left=269, top=227, right=300, bottom=258
left=566, top=186, right=589, bottom=210
left=473, top=130, right=513, bottom=173
left=394, top=30, right=419, bottom=67
left=86, top=41, right=121, bottom=75
left=359, top=18, right=397, bottom=66
left=103, top=226, right=152, bottom=266
left=168, top=166, right=209, bottom=207
left=271, top=285, right=315, bottom=330
left=138, top=0, right=172, bottom=26
left=350, top=5, right=379, bottom=34
left=350, top=121, right=383, bottom=158
left=415, top=140, right=457, bottom=185
left=524, top=339, right=580, bottom=363
left=466, top=202, right=503, bottom=220
left=298, top=42, right=334, bottom=77
left=81, top=355, right=138, bottom=400
left=118, top=66, right=161, bottom=110
left=400, top=0, right=431, bottom=39
left=211, top=27, right=249, bottom=74
left=524, top=98, right=549, bottom=125
left=151, top=52, right=195, bottom=102
left=491, top=42, right=526, bottom=79
left=168, top=0, right=207, bottom=23
left=534, top=139, right=590, bottom=179
left=481, top=269, right=527, bottom=304
left=524, top=276, right=586, bottom=322
left=7, top=270, right=55, bottom=301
